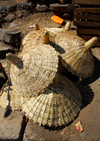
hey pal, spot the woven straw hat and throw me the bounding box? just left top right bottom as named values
left=22, top=74, right=82, bottom=127
left=55, top=31, right=97, bottom=78
left=44, top=22, right=97, bottom=78
left=0, top=80, right=22, bottom=111
left=6, top=44, right=58, bottom=97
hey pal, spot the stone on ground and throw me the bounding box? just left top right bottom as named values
left=92, top=48, right=100, bottom=60
left=50, top=3, right=73, bottom=13
left=36, top=5, right=48, bottom=12
left=0, top=106, right=23, bottom=140
left=23, top=120, right=62, bottom=141
left=0, top=28, right=22, bottom=47
left=0, top=41, right=15, bottom=54
left=17, top=2, right=35, bottom=11
left=4, top=13, right=16, bottom=22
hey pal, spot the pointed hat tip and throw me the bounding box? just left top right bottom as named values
left=6, top=53, right=23, bottom=68
left=65, top=21, right=71, bottom=31
left=43, top=31, right=49, bottom=44
left=85, top=37, right=97, bottom=49
left=34, top=23, right=40, bottom=30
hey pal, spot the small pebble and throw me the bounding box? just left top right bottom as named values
left=80, top=132, right=87, bottom=138
left=10, top=22, right=18, bottom=27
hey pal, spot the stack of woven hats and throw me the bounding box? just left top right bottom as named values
left=0, top=22, right=97, bottom=127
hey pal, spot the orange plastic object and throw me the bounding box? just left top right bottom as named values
left=51, top=15, right=64, bottom=25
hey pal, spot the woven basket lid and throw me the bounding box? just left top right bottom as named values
left=0, top=80, right=22, bottom=111
left=22, top=74, right=82, bottom=127
left=6, top=44, right=58, bottom=97
left=54, top=31, right=97, bottom=78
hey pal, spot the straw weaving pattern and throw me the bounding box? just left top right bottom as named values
left=22, top=74, right=82, bottom=127
left=54, top=31, right=94, bottom=78
left=22, top=30, right=43, bottom=46
left=43, top=28, right=63, bottom=42
left=10, top=44, right=58, bottom=97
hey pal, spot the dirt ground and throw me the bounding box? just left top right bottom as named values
left=0, top=11, right=100, bottom=141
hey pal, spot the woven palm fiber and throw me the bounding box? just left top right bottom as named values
left=22, top=29, right=42, bottom=46
left=22, top=74, right=82, bottom=127
left=44, top=22, right=97, bottom=79
left=43, top=27, right=64, bottom=43
left=22, top=23, right=68, bottom=51
left=54, top=31, right=97, bottom=78
left=22, top=22, right=69, bottom=51
left=22, top=29, right=51, bottom=53
left=43, top=21, right=71, bottom=43
left=0, top=80, right=22, bottom=111
left=8, top=44, right=58, bottom=97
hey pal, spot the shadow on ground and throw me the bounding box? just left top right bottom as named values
left=78, top=84, right=94, bottom=108
left=61, top=56, right=100, bottom=110
left=81, top=56, right=100, bottom=85
left=0, top=77, right=7, bottom=90
left=78, top=56, right=100, bottom=108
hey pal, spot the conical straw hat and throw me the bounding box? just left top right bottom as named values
left=6, top=44, right=58, bottom=97
left=22, top=74, right=82, bottom=127
left=54, top=31, right=97, bottom=78
left=0, top=80, right=22, bottom=111
left=43, top=22, right=97, bottom=78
